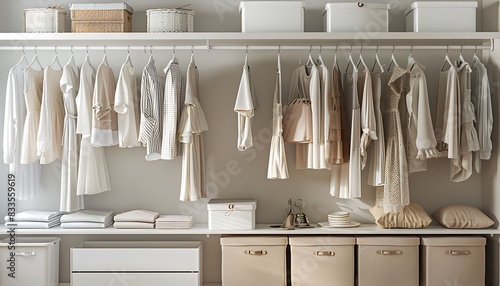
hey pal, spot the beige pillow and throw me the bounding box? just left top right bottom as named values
left=433, top=205, right=494, bottom=229
left=370, top=202, right=432, bottom=229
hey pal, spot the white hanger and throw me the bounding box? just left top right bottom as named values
left=100, top=46, right=110, bottom=67
left=332, top=45, right=340, bottom=70
left=440, top=45, right=453, bottom=71
left=278, top=46, right=282, bottom=74
left=388, top=45, right=399, bottom=72
left=26, top=46, right=43, bottom=71
left=345, top=46, right=359, bottom=74
left=356, top=46, right=368, bottom=70
left=317, top=45, right=325, bottom=66
left=16, top=46, right=29, bottom=67
left=371, top=45, right=385, bottom=73
left=244, top=45, right=249, bottom=67
left=48, top=46, right=63, bottom=70
left=457, top=45, right=467, bottom=66
left=125, top=45, right=133, bottom=67
left=83, top=46, right=91, bottom=64
left=189, top=45, right=196, bottom=67
left=306, top=45, right=315, bottom=67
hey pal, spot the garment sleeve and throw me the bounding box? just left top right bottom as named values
left=360, top=71, right=377, bottom=169
left=3, top=71, right=16, bottom=164
left=93, top=81, right=111, bottom=121
left=138, top=72, right=153, bottom=144
left=114, top=69, right=128, bottom=115
left=415, top=72, right=440, bottom=159
left=37, top=79, right=53, bottom=157
left=481, top=69, right=493, bottom=159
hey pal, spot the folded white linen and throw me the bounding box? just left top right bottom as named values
left=155, top=221, right=193, bottom=229
left=113, top=221, right=155, bottom=229
left=4, top=211, right=62, bottom=222
left=5, top=221, right=59, bottom=229
left=114, top=210, right=159, bottom=223
left=156, top=215, right=193, bottom=222
left=60, top=221, right=113, bottom=229
left=61, top=210, right=113, bottom=223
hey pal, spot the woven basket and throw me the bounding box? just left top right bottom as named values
left=25, top=7, right=66, bottom=33
left=147, top=9, right=194, bottom=33
left=71, top=9, right=132, bottom=33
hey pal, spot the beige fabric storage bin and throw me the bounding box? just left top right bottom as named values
left=221, top=235, right=287, bottom=286
left=289, top=236, right=355, bottom=286
left=357, top=236, right=420, bottom=286
left=421, top=236, right=486, bottom=286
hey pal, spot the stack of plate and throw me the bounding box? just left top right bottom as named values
left=318, top=211, right=361, bottom=228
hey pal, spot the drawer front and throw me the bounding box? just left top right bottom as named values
left=72, top=248, right=200, bottom=271
left=424, top=246, right=485, bottom=286
left=72, top=273, right=199, bottom=286
left=291, top=245, right=354, bottom=286
left=0, top=246, right=55, bottom=286
left=222, top=245, right=286, bottom=286
left=359, top=245, right=418, bottom=286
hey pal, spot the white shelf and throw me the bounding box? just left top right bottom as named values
left=2, top=224, right=499, bottom=235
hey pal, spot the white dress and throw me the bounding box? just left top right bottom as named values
left=367, top=71, right=385, bottom=186
left=76, top=58, right=111, bottom=195
left=471, top=55, right=493, bottom=173
left=91, top=63, right=118, bottom=147
left=162, top=57, right=183, bottom=160
left=179, top=55, right=208, bottom=201
left=115, top=60, right=141, bottom=148
left=359, top=69, right=377, bottom=170
left=37, top=67, right=64, bottom=164
left=20, top=68, right=43, bottom=165
left=235, top=55, right=259, bottom=151
left=60, top=56, right=84, bottom=212
left=347, top=66, right=362, bottom=199
left=3, top=61, right=41, bottom=200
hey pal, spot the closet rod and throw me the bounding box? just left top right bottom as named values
left=0, top=45, right=492, bottom=52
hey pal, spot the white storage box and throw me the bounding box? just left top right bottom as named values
left=25, top=7, right=66, bottom=33
left=323, top=3, right=390, bottom=32
left=207, top=199, right=256, bottom=230
left=221, top=235, right=288, bottom=286
left=71, top=241, right=202, bottom=286
left=289, top=236, right=355, bottom=286
left=421, top=236, right=486, bottom=286
left=406, top=2, right=477, bottom=32
left=357, top=236, right=420, bottom=286
left=147, top=8, right=194, bottom=33
left=239, top=1, right=305, bottom=32
left=0, top=237, right=60, bottom=286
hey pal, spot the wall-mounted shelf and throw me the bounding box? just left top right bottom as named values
left=1, top=224, right=498, bottom=235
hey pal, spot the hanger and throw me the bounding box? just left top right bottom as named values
left=317, top=45, right=325, bottom=66
left=48, top=46, right=62, bottom=70
left=125, top=45, right=133, bottom=67
left=457, top=45, right=467, bottom=66
left=356, top=46, right=368, bottom=70
left=388, top=45, right=399, bottom=72
left=16, top=46, right=28, bottom=67
left=189, top=45, right=196, bottom=67
left=332, top=45, right=340, bottom=70
left=305, top=45, right=314, bottom=68
left=345, top=46, right=358, bottom=74
left=26, top=46, right=43, bottom=71
left=371, top=45, right=384, bottom=73
left=244, top=45, right=249, bottom=67
left=440, top=45, right=453, bottom=71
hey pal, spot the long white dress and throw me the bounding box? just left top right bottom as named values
left=3, top=60, right=41, bottom=200
left=235, top=55, right=259, bottom=151
left=347, top=66, right=362, bottom=199
left=20, top=68, right=43, bottom=165
left=179, top=55, right=208, bottom=201
left=359, top=69, right=377, bottom=170
left=60, top=56, right=84, bottom=211
left=162, top=57, right=183, bottom=159
left=115, top=59, right=141, bottom=148
left=76, top=58, right=111, bottom=195
left=367, top=71, right=385, bottom=186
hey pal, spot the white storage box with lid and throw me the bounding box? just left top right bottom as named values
left=207, top=198, right=256, bottom=230
left=420, top=236, right=486, bottom=286
left=147, top=8, right=194, bottom=33
left=24, top=6, right=66, bottom=33
left=289, top=236, right=355, bottom=286
left=405, top=2, right=478, bottom=32
left=239, top=1, right=305, bottom=32
left=71, top=241, right=202, bottom=286
left=323, top=3, right=390, bottom=32
left=221, top=235, right=288, bottom=286
left=357, top=236, right=420, bottom=286
left=0, top=237, right=60, bottom=286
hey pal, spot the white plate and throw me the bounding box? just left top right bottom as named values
left=318, top=222, right=361, bottom=228
left=328, top=211, right=350, bottom=217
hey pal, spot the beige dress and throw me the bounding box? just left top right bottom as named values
left=91, top=63, right=118, bottom=147
left=37, top=67, right=64, bottom=164
left=20, top=68, right=43, bottom=164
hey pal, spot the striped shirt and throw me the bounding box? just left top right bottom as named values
left=139, top=57, right=163, bottom=161
left=162, top=57, right=184, bottom=160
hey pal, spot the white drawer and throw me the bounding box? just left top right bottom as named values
left=71, top=241, right=201, bottom=272
left=71, top=273, right=200, bottom=286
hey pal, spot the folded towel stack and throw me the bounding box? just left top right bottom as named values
left=61, top=210, right=114, bottom=229
left=114, top=210, right=159, bottom=229
left=155, top=215, right=193, bottom=229
left=4, top=211, right=62, bottom=229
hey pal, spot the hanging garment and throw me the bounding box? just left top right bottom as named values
left=75, top=58, right=111, bottom=195
left=471, top=55, right=493, bottom=173
left=452, top=60, right=480, bottom=182
left=20, top=68, right=43, bottom=165
left=268, top=55, right=289, bottom=180
left=376, top=67, right=410, bottom=214
left=234, top=57, right=259, bottom=151
left=91, top=63, right=118, bottom=147
left=406, top=57, right=440, bottom=174
left=367, top=71, right=385, bottom=186
left=179, top=55, right=208, bottom=201
left=115, top=60, right=141, bottom=148
left=346, top=66, right=362, bottom=199
left=162, top=57, right=184, bottom=159
left=315, top=58, right=331, bottom=169
left=37, top=67, right=64, bottom=164
left=60, top=56, right=84, bottom=212
left=359, top=69, right=377, bottom=170
left=4, top=62, right=41, bottom=200
left=139, top=57, right=164, bottom=161
left=435, top=64, right=462, bottom=180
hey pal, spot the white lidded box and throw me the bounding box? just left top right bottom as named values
left=0, top=237, right=60, bottom=286
left=207, top=199, right=256, bottom=230
left=289, top=236, right=355, bottom=286
left=239, top=1, right=305, bottom=32
left=25, top=6, right=66, bottom=33
left=420, top=236, right=486, bottom=286
left=71, top=241, right=202, bottom=286
left=406, top=1, right=477, bottom=32
left=323, top=3, right=390, bottom=32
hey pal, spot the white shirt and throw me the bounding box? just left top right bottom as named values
left=235, top=57, right=259, bottom=151
left=162, top=57, right=183, bottom=160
